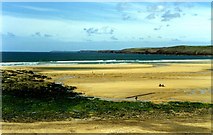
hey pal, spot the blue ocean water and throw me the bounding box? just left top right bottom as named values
left=1, top=52, right=212, bottom=66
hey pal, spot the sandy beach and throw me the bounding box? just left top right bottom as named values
left=2, top=61, right=212, bottom=133
left=3, top=61, right=212, bottom=103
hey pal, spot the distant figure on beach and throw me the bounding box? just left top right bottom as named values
left=135, top=96, right=138, bottom=100
left=159, top=84, right=165, bottom=87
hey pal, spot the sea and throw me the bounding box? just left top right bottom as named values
left=1, top=52, right=212, bottom=66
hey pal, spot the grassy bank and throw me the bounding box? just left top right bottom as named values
left=2, top=70, right=212, bottom=122
left=3, top=95, right=212, bottom=122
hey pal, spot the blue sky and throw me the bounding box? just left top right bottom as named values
left=1, top=2, right=211, bottom=51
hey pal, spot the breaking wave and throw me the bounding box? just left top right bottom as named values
left=0, top=59, right=211, bottom=66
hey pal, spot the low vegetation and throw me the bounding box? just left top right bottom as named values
left=2, top=70, right=78, bottom=99
left=2, top=70, right=212, bottom=122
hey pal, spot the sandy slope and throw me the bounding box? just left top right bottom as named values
left=2, top=115, right=211, bottom=133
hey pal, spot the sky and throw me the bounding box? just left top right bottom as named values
left=1, top=2, right=211, bottom=51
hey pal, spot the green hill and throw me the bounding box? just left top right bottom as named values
left=99, top=45, right=212, bottom=56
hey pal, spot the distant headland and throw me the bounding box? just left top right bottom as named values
left=96, top=45, right=212, bottom=56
